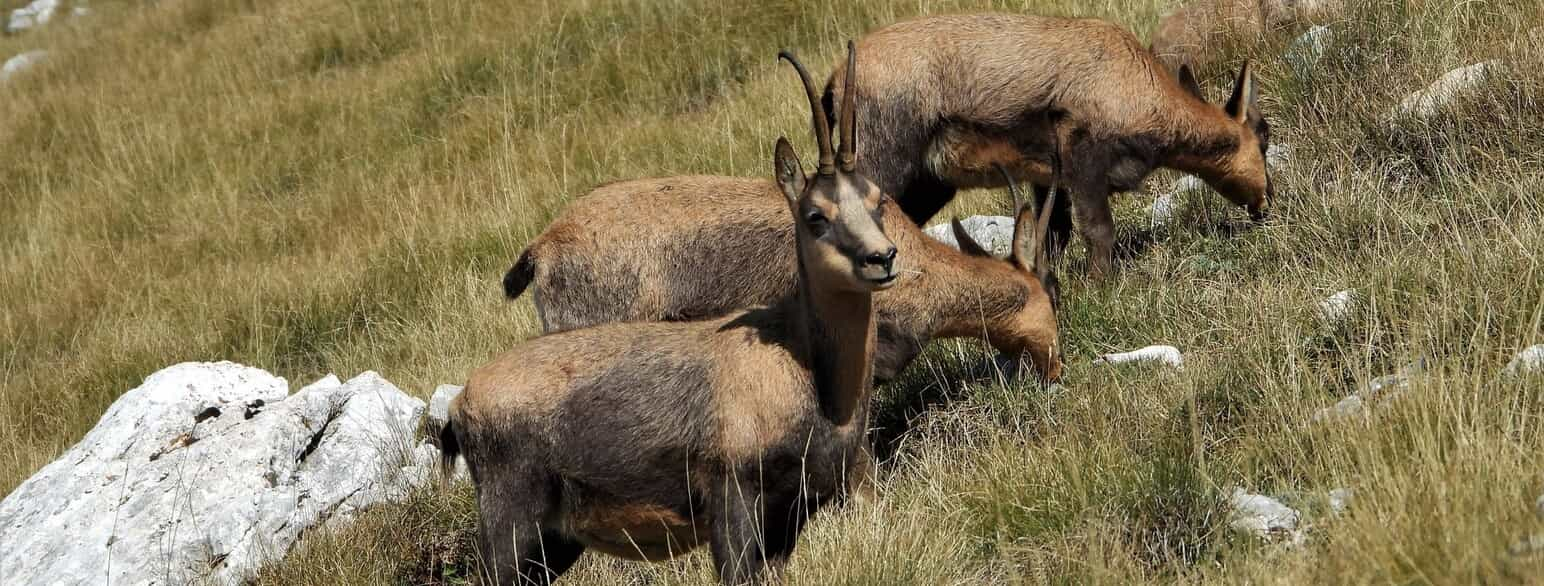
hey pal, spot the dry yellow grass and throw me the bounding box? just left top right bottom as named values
left=3, top=0, right=1543, bottom=583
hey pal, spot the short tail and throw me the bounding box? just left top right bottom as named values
left=437, top=418, right=462, bottom=483
left=502, top=248, right=537, bottom=300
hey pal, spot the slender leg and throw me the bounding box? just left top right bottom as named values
left=474, top=465, right=580, bottom=586
left=897, top=172, right=958, bottom=226
left=1032, top=184, right=1074, bottom=261
left=844, top=441, right=878, bottom=503
left=1074, top=190, right=1116, bottom=279
left=710, top=477, right=775, bottom=585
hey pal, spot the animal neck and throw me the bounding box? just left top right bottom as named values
left=927, top=256, right=1029, bottom=341
left=1160, top=103, right=1246, bottom=186
left=791, top=259, right=877, bottom=429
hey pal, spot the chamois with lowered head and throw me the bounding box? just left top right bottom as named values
left=441, top=46, right=898, bottom=585
left=503, top=166, right=1062, bottom=383
left=821, top=13, right=1274, bottom=277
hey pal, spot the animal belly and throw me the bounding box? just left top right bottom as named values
left=925, top=126, right=1054, bottom=188
left=566, top=503, right=706, bottom=561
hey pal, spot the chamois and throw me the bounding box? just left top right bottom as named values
left=503, top=170, right=1062, bottom=383
left=820, top=13, right=1274, bottom=277
left=441, top=45, right=898, bottom=585
left=1151, top=0, right=1343, bottom=71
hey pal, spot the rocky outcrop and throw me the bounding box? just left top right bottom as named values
left=0, top=362, right=440, bottom=585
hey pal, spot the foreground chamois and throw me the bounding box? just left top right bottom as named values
left=503, top=170, right=1062, bottom=383
left=821, top=13, right=1274, bottom=277
left=441, top=46, right=898, bottom=585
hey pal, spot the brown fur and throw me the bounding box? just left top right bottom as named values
left=1151, top=0, right=1342, bottom=71
left=511, top=175, right=1062, bottom=382
left=822, top=12, right=1274, bottom=277
left=444, top=45, right=899, bottom=585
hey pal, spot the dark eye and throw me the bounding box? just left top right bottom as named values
left=805, top=212, right=829, bottom=235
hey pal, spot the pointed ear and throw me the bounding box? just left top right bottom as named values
left=1177, top=64, right=1205, bottom=101
left=1224, top=60, right=1259, bottom=124
left=950, top=217, right=992, bottom=257
left=773, top=137, right=806, bottom=206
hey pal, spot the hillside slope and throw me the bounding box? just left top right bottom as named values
left=3, top=0, right=1542, bottom=583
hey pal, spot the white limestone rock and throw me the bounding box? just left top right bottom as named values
left=1228, top=488, right=1304, bottom=545
left=923, top=215, right=1016, bottom=257
left=427, top=383, right=464, bottom=430
left=1503, top=344, right=1544, bottom=377
left=1094, top=345, right=1184, bottom=370
left=5, top=0, right=59, bottom=33
left=1393, top=60, right=1505, bottom=120
left=0, top=362, right=434, bottom=585
left=1, top=50, right=47, bottom=83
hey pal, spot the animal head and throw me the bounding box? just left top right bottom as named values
left=950, top=165, right=1062, bottom=381
left=775, top=43, right=897, bottom=293
left=1180, top=61, right=1273, bottom=220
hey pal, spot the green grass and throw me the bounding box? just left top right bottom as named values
left=4, top=0, right=1544, bottom=583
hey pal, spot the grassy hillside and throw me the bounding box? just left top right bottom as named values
left=3, top=0, right=1542, bottom=583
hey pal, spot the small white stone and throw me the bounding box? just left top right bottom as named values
left=1094, top=345, right=1184, bottom=370
left=1318, top=289, right=1357, bottom=323
left=1228, top=488, right=1304, bottom=545
left=5, top=0, right=58, bottom=33
left=0, top=50, right=48, bottom=83
left=1150, top=193, right=1176, bottom=229
left=1328, top=487, right=1354, bottom=516
left=1393, top=60, right=1505, bottom=120
left=1504, top=344, right=1544, bottom=376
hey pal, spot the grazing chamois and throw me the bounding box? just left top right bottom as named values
left=503, top=169, right=1062, bottom=383
left=1151, top=0, right=1342, bottom=71
left=441, top=45, right=899, bottom=585
left=820, top=13, right=1274, bottom=277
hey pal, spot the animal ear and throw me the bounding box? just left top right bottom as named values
left=1177, top=64, right=1205, bottom=101
left=950, top=217, right=992, bottom=257
left=1224, top=60, right=1259, bottom=124
left=996, top=163, right=1038, bottom=273
left=773, top=137, right=806, bottom=205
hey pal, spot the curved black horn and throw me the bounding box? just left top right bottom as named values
left=838, top=40, right=858, bottom=172
left=995, top=163, right=1024, bottom=213
left=778, top=49, right=835, bottom=175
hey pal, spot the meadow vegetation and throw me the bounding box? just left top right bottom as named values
left=2, top=0, right=1542, bottom=583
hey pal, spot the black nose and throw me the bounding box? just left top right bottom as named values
left=865, top=247, right=897, bottom=270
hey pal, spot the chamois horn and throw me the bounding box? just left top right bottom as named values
left=778, top=49, right=836, bottom=176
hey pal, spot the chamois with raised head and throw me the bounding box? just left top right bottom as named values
left=503, top=163, right=1063, bottom=383
left=441, top=45, right=898, bottom=585
left=819, top=13, right=1274, bottom=277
